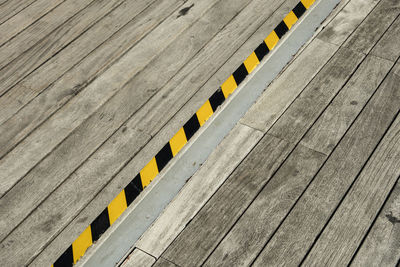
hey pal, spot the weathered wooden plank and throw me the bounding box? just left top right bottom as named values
left=301, top=55, right=393, bottom=155
left=343, top=0, right=400, bottom=54
left=351, top=179, right=400, bottom=266
left=0, top=127, right=151, bottom=266
left=0, top=0, right=249, bottom=245
left=162, top=134, right=292, bottom=266
left=370, top=15, right=400, bottom=62
left=0, top=0, right=179, bottom=158
left=0, top=0, right=125, bottom=99
left=0, top=0, right=64, bottom=46
left=128, top=0, right=295, bottom=137
left=136, top=124, right=263, bottom=257
left=240, top=38, right=338, bottom=132
left=203, top=53, right=394, bottom=267
left=252, top=65, right=400, bottom=267
left=317, top=0, right=380, bottom=46
left=153, top=258, right=178, bottom=267
left=0, top=0, right=94, bottom=75
left=302, top=103, right=400, bottom=266
left=161, top=47, right=364, bottom=267
left=0, top=0, right=37, bottom=24
left=268, top=47, right=364, bottom=144
left=121, top=249, right=155, bottom=267
left=204, top=144, right=326, bottom=267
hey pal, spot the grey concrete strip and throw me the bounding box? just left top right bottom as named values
left=76, top=0, right=341, bottom=266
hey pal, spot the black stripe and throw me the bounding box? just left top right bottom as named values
left=155, top=143, right=173, bottom=171
left=209, top=88, right=225, bottom=112
left=274, top=21, right=289, bottom=39
left=54, top=245, right=73, bottom=267
left=90, top=208, right=110, bottom=242
left=124, top=175, right=142, bottom=206
left=292, top=2, right=306, bottom=18
left=183, top=114, right=200, bottom=141
left=254, top=41, right=269, bottom=61
left=232, top=63, right=248, bottom=85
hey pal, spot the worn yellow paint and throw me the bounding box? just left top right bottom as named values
left=108, top=190, right=128, bottom=225
left=284, top=11, right=298, bottom=29
left=169, top=128, right=187, bottom=156
left=196, top=100, right=214, bottom=126
left=301, top=0, right=315, bottom=9
left=72, top=226, right=92, bottom=264
left=140, top=157, right=159, bottom=187
left=264, top=31, right=280, bottom=50
left=244, top=52, right=260, bottom=73
left=221, top=75, right=237, bottom=98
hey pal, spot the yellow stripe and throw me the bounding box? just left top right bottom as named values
left=72, top=226, right=92, bottom=264
left=283, top=11, right=298, bottom=30
left=301, top=0, right=315, bottom=9
left=169, top=128, right=187, bottom=156
left=221, top=75, right=237, bottom=98
left=196, top=100, right=214, bottom=126
left=264, top=31, right=280, bottom=50
left=243, top=52, right=260, bottom=73
left=140, top=157, right=159, bottom=187
left=108, top=190, right=128, bottom=225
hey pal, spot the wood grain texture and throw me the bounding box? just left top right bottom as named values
left=268, top=47, right=364, bottom=144
left=121, top=249, right=155, bottom=267
left=343, top=0, right=400, bottom=54
left=0, top=0, right=248, bottom=247
left=252, top=64, right=400, bottom=267
left=240, top=38, right=338, bottom=132
left=370, top=15, right=400, bottom=61
left=162, top=134, right=292, bottom=266
left=0, top=0, right=219, bottom=199
left=128, top=0, right=292, bottom=137
left=0, top=0, right=95, bottom=83
left=317, top=0, right=380, bottom=46
left=303, top=99, right=400, bottom=266
left=0, top=127, right=151, bottom=266
left=204, top=144, right=326, bottom=267
left=301, top=55, right=393, bottom=155
left=136, top=124, right=263, bottom=257
left=0, top=0, right=64, bottom=46
left=0, top=0, right=37, bottom=24
left=153, top=258, right=178, bottom=267
left=0, top=0, right=180, bottom=158
left=0, top=0, right=125, bottom=102
left=351, top=178, right=400, bottom=267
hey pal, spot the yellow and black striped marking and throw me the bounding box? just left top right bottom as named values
left=53, top=0, right=315, bottom=266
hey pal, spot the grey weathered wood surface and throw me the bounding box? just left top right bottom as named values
left=302, top=84, right=400, bottom=266
left=351, top=178, right=400, bottom=267
left=240, top=38, right=338, bottom=132
left=0, top=0, right=64, bottom=46
left=204, top=144, right=326, bottom=267
left=300, top=55, right=393, bottom=155
left=162, top=133, right=292, bottom=266
left=153, top=258, right=178, bottom=267
left=121, top=249, right=155, bottom=267
left=0, top=0, right=37, bottom=24
left=136, top=124, right=263, bottom=257
left=0, top=0, right=126, bottom=103
left=252, top=62, right=400, bottom=266
left=0, top=0, right=181, bottom=158
left=371, top=15, right=400, bottom=61
left=0, top=0, right=241, bottom=242
left=343, top=0, right=400, bottom=54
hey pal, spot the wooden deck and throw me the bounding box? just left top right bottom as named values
left=132, top=0, right=400, bottom=266
left=0, top=0, right=314, bottom=266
